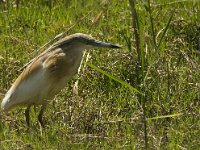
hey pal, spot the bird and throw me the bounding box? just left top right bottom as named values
left=1, top=33, right=120, bottom=127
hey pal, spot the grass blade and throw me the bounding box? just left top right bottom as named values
left=157, top=10, right=175, bottom=50
left=146, top=0, right=157, bottom=51
left=148, top=113, right=183, bottom=120
left=87, top=63, right=143, bottom=95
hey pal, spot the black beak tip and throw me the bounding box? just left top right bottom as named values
left=110, top=44, right=122, bottom=49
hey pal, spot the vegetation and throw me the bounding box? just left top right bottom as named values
left=0, top=0, right=199, bottom=149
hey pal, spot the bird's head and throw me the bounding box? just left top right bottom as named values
left=55, top=33, right=121, bottom=50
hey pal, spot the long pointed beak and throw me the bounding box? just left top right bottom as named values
left=91, top=40, right=121, bottom=48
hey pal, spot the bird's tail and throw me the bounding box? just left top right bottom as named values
left=1, top=90, right=14, bottom=111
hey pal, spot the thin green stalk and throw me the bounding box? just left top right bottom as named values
left=129, top=0, right=148, bottom=149
left=129, top=0, right=141, bottom=64
left=157, top=10, right=175, bottom=50
left=146, top=0, right=157, bottom=51
left=143, top=10, right=175, bottom=84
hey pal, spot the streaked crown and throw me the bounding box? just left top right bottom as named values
left=54, top=33, right=121, bottom=49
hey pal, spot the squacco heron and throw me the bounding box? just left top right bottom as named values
left=1, top=33, right=120, bottom=127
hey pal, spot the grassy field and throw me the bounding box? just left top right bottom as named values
left=0, top=0, right=199, bottom=149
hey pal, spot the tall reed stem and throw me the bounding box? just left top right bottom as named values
left=129, top=0, right=148, bottom=149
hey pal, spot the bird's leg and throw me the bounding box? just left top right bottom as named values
left=25, top=106, right=31, bottom=127
left=38, top=104, right=47, bottom=127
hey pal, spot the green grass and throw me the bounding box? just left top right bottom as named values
left=0, top=0, right=199, bottom=149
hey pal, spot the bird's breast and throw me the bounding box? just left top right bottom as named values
left=43, top=49, right=83, bottom=95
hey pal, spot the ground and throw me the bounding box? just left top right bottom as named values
left=0, top=0, right=199, bottom=149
